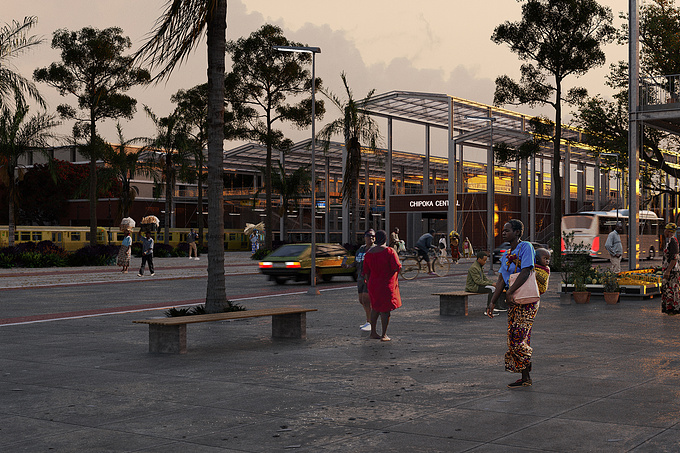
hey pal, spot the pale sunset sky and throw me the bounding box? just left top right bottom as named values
left=4, top=0, right=630, bottom=155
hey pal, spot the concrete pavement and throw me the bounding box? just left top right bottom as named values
left=1, top=255, right=680, bottom=452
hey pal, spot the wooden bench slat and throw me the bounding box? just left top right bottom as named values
left=133, top=308, right=318, bottom=326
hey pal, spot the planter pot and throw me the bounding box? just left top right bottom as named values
left=573, top=291, right=591, bottom=304
left=603, top=292, right=620, bottom=305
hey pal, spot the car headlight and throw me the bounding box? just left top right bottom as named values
left=285, top=261, right=301, bottom=268
left=259, top=261, right=273, bottom=268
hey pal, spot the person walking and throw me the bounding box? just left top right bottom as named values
left=605, top=222, right=624, bottom=273
left=363, top=230, right=402, bottom=341
left=415, top=229, right=436, bottom=275
left=116, top=229, right=132, bottom=273
left=138, top=231, right=155, bottom=277
left=343, top=229, right=375, bottom=331
left=486, top=219, right=537, bottom=389
left=662, top=223, right=680, bottom=315
left=187, top=228, right=199, bottom=260
left=465, top=251, right=496, bottom=307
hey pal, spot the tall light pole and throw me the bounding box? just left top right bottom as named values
left=274, top=45, right=321, bottom=295
left=465, top=115, right=496, bottom=275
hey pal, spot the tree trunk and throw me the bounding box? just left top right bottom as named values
left=551, top=81, right=563, bottom=255
left=265, top=138, right=273, bottom=250
left=8, top=166, right=15, bottom=247
left=164, top=154, right=172, bottom=244
left=197, top=159, right=204, bottom=247
left=89, top=118, right=98, bottom=246
left=204, top=0, right=227, bottom=313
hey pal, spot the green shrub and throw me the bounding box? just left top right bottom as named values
left=165, top=301, right=246, bottom=317
left=0, top=253, right=14, bottom=268
left=251, top=248, right=271, bottom=260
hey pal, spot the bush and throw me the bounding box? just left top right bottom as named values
left=67, top=245, right=118, bottom=267
left=165, top=301, right=246, bottom=317
left=0, top=253, right=14, bottom=268
left=153, top=243, right=175, bottom=258
left=251, top=248, right=271, bottom=260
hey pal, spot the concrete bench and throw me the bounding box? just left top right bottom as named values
left=133, top=307, right=317, bottom=354
left=432, top=291, right=488, bottom=316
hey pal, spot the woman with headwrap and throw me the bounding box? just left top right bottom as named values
left=363, top=229, right=402, bottom=341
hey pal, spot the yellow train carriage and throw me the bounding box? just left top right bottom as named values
left=0, top=226, right=250, bottom=252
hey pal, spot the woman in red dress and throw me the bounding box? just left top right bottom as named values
left=363, top=229, right=402, bottom=341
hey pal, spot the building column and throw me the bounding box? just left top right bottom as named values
left=386, top=117, right=392, bottom=234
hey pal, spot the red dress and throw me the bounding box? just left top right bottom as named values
left=364, top=247, right=402, bottom=312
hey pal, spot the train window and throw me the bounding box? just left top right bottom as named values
left=32, top=232, right=41, bottom=241
left=21, top=232, right=31, bottom=241
left=229, top=233, right=236, bottom=240
left=52, top=232, right=62, bottom=242
left=72, top=232, right=81, bottom=241
left=117, top=233, right=124, bottom=241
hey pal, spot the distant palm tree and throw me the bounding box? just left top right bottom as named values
left=0, top=16, right=45, bottom=109
left=135, top=0, right=228, bottom=313
left=0, top=95, right=58, bottom=245
left=100, top=123, right=146, bottom=221
left=257, top=162, right=311, bottom=241
left=142, top=107, right=193, bottom=245
left=318, top=72, right=381, bottom=244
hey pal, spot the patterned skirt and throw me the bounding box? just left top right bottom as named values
left=662, top=271, right=680, bottom=315
left=117, top=245, right=131, bottom=267
left=504, top=302, right=539, bottom=373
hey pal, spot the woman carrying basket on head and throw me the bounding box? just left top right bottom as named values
left=486, top=219, right=538, bottom=389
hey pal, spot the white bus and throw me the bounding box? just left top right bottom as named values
left=561, top=209, right=662, bottom=260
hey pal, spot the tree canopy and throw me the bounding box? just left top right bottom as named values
left=492, top=0, right=615, bottom=250
left=226, top=24, right=325, bottom=250
left=34, top=26, right=150, bottom=245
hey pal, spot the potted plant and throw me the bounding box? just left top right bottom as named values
left=601, top=270, right=620, bottom=304
left=572, top=272, right=591, bottom=304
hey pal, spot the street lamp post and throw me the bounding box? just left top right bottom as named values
left=274, top=45, right=321, bottom=295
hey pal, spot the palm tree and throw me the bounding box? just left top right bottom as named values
left=100, top=123, right=146, bottom=221
left=318, top=72, right=382, bottom=244
left=257, top=162, right=311, bottom=241
left=0, top=95, right=58, bottom=245
left=135, top=0, right=228, bottom=313
left=142, top=107, right=193, bottom=245
left=0, top=16, right=45, bottom=109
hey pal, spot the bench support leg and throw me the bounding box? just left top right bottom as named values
left=440, top=296, right=468, bottom=316
left=149, top=324, right=187, bottom=354
left=272, top=313, right=306, bottom=339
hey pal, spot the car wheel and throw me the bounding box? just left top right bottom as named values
left=352, top=271, right=358, bottom=282
left=274, top=277, right=287, bottom=285
left=321, top=274, right=333, bottom=282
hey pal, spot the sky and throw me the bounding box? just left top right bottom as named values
left=4, top=0, right=630, bottom=157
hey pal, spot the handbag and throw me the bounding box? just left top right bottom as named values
left=508, top=269, right=541, bottom=304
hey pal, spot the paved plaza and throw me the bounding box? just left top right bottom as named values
left=2, top=254, right=680, bottom=452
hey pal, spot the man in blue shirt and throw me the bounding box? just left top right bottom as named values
left=138, top=231, right=155, bottom=277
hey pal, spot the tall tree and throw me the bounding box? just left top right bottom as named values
left=226, top=24, right=325, bottom=250
left=318, top=72, right=382, bottom=244
left=135, top=0, right=228, bottom=314
left=0, top=16, right=44, bottom=109
left=142, top=107, right=193, bottom=245
left=34, top=27, right=150, bottom=246
left=0, top=95, right=58, bottom=245
left=492, top=0, right=615, bottom=253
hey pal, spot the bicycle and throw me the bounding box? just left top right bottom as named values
left=400, top=246, right=451, bottom=280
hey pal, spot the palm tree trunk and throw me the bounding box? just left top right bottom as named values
left=205, top=0, right=228, bottom=313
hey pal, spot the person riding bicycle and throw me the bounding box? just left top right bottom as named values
left=415, top=229, right=437, bottom=275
